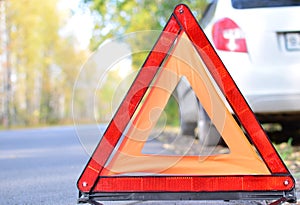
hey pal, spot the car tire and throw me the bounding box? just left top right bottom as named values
left=281, top=121, right=300, bottom=141
left=197, top=106, right=223, bottom=146
left=181, top=121, right=197, bottom=137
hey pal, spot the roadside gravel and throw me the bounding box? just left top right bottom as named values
left=153, top=130, right=300, bottom=204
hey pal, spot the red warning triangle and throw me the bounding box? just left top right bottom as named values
left=77, top=4, right=295, bottom=202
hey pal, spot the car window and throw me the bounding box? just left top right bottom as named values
left=231, top=0, right=300, bottom=9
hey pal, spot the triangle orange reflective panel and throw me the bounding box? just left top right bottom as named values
left=77, top=4, right=296, bottom=204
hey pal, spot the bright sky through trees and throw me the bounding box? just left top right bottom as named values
left=59, top=0, right=94, bottom=49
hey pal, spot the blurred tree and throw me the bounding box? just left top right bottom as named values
left=3, top=0, right=87, bottom=126
left=86, top=0, right=208, bottom=50
left=84, top=0, right=208, bottom=126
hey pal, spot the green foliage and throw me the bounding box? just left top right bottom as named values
left=86, top=0, right=209, bottom=50
left=84, top=0, right=208, bottom=126
left=164, top=95, right=180, bottom=127
left=3, top=0, right=88, bottom=126
left=275, top=138, right=293, bottom=161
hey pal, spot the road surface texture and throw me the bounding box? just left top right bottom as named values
left=0, top=126, right=89, bottom=204
left=0, top=126, right=299, bottom=205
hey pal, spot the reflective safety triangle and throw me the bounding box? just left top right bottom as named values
left=77, top=4, right=295, bottom=197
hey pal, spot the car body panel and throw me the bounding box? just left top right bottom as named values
left=203, top=0, right=300, bottom=114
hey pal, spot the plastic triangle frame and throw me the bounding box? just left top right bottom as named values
left=77, top=4, right=296, bottom=204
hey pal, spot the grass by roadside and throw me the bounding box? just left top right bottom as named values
left=275, top=138, right=300, bottom=192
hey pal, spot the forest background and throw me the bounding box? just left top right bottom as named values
left=0, top=0, right=208, bottom=128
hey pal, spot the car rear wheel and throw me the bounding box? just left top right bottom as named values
left=279, top=122, right=300, bottom=142
left=197, top=106, right=223, bottom=146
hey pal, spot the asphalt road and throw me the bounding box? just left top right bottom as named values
left=0, top=126, right=298, bottom=205
left=0, top=125, right=182, bottom=205
left=0, top=126, right=90, bottom=204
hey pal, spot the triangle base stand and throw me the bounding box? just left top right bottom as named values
left=77, top=190, right=296, bottom=205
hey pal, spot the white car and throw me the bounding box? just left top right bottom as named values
left=178, top=0, right=300, bottom=144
